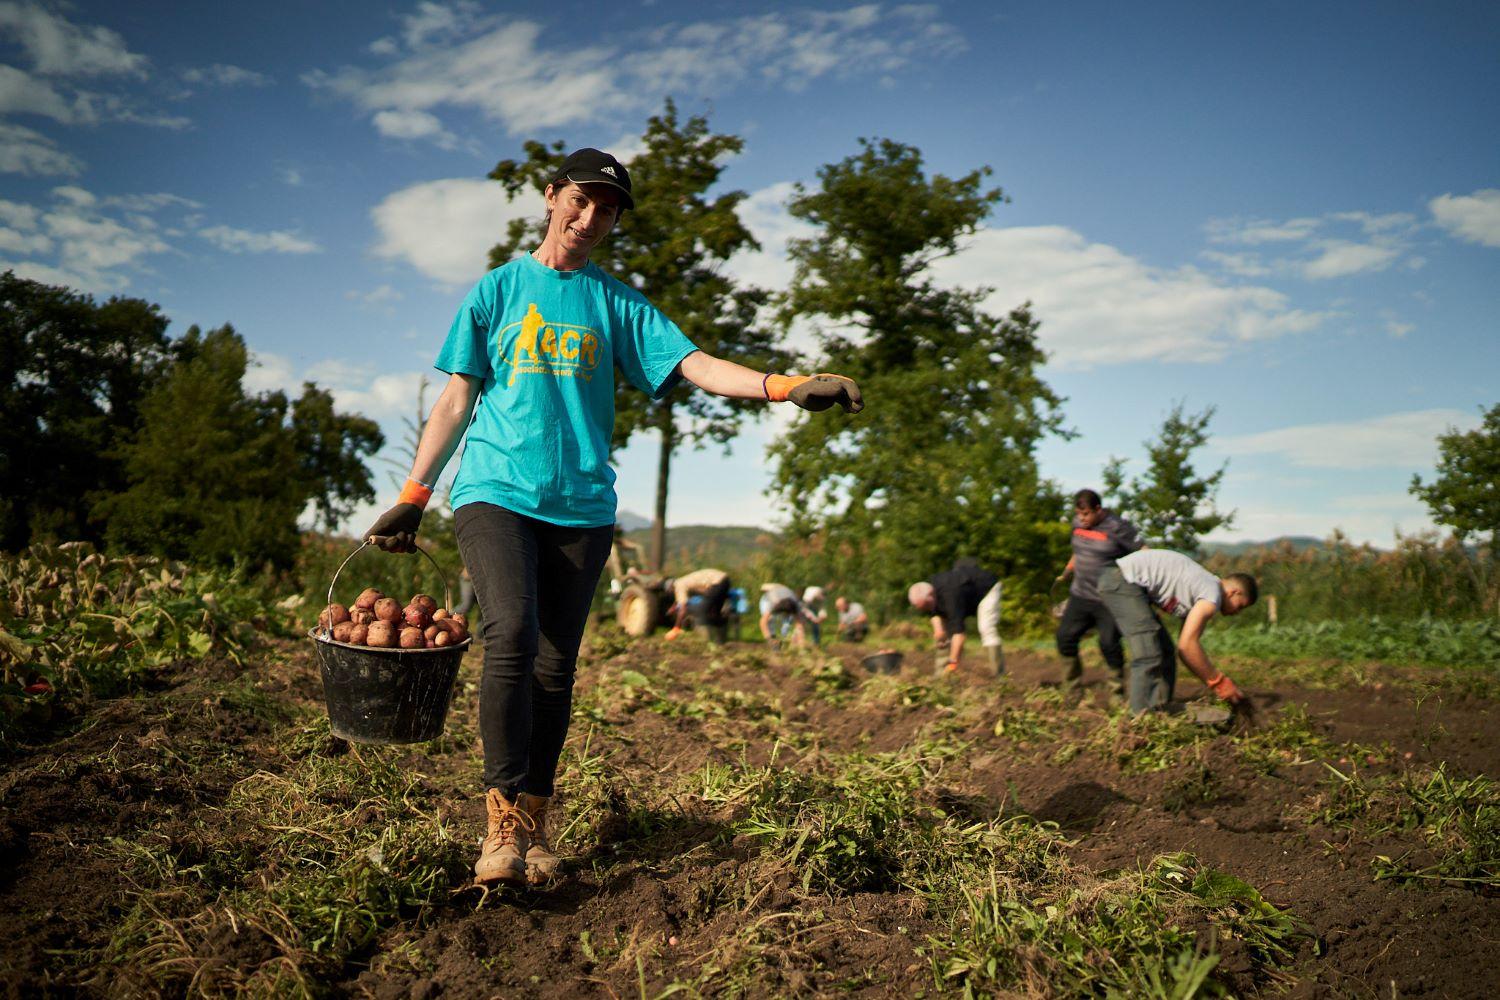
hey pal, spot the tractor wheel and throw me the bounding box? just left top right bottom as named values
left=617, top=584, right=660, bottom=637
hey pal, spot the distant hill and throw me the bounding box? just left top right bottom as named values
left=1201, top=536, right=1324, bottom=557
left=615, top=510, right=652, bottom=532
left=618, top=523, right=777, bottom=576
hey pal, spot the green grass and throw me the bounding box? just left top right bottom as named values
left=1207, top=617, right=1500, bottom=668
left=1315, top=762, right=1499, bottom=892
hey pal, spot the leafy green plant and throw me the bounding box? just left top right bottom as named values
left=0, top=542, right=295, bottom=745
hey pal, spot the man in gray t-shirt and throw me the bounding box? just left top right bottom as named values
left=1056, top=489, right=1143, bottom=690
left=1097, top=549, right=1258, bottom=714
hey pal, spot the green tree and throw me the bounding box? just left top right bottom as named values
left=0, top=271, right=171, bottom=550
left=1410, top=402, right=1500, bottom=607
left=96, top=325, right=382, bottom=569
left=1102, top=402, right=1233, bottom=555
left=767, top=139, right=1070, bottom=614
left=486, top=100, right=789, bottom=570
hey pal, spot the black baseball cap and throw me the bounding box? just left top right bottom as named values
left=551, top=147, right=634, bottom=210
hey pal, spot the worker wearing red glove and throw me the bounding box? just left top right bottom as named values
left=1095, top=549, right=1257, bottom=715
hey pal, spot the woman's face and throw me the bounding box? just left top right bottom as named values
left=544, top=181, right=621, bottom=260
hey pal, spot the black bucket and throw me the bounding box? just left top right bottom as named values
left=310, top=542, right=471, bottom=744
left=860, top=651, right=904, bottom=674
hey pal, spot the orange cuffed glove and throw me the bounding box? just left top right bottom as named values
left=1206, top=672, right=1242, bottom=702
left=763, top=373, right=864, bottom=413
left=665, top=627, right=683, bottom=641
left=365, top=478, right=432, bottom=553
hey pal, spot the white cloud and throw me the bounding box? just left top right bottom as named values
left=371, top=176, right=531, bottom=285
left=935, top=225, right=1327, bottom=368
left=0, top=186, right=291, bottom=292
left=243, top=349, right=298, bottom=395
left=728, top=181, right=814, bottom=291
left=1430, top=189, right=1500, bottom=248
left=307, top=5, right=962, bottom=140
left=371, top=107, right=451, bottom=143
left=181, top=63, right=272, bottom=88
left=198, top=224, right=321, bottom=254
left=0, top=63, right=78, bottom=120
left=1301, top=239, right=1400, bottom=279
left=400, top=1, right=480, bottom=49
left=0, top=1, right=147, bottom=77
left=1204, top=209, right=1419, bottom=281
left=1216, top=408, right=1480, bottom=471
left=0, top=120, right=81, bottom=174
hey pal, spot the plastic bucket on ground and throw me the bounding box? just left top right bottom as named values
left=310, top=542, right=471, bottom=744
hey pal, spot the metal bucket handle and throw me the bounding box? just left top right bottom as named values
left=321, top=540, right=454, bottom=637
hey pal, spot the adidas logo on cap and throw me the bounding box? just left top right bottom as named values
left=601, top=166, right=617, bottom=178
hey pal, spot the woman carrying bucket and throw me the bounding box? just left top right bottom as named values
left=364, top=148, right=863, bottom=888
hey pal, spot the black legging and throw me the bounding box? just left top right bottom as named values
left=455, top=502, right=613, bottom=798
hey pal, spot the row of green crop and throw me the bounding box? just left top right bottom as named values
left=0, top=542, right=300, bottom=747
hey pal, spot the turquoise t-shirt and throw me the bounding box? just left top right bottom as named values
left=436, top=253, right=698, bottom=527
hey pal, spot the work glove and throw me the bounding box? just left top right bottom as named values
left=764, top=373, right=864, bottom=413
left=1206, top=672, right=1243, bottom=703
left=366, top=502, right=423, bottom=553
left=665, top=627, right=683, bottom=641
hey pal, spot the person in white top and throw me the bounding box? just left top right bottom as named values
left=1096, top=549, right=1257, bottom=715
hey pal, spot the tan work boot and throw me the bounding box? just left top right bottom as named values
left=474, top=788, right=534, bottom=887
left=986, top=645, right=1006, bottom=677
left=517, top=792, right=560, bottom=886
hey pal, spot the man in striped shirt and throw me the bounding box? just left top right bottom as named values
left=1057, top=489, right=1144, bottom=692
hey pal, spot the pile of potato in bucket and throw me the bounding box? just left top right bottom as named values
left=318, top=589, right=469, bottom=649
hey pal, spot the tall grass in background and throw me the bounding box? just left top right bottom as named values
left=1203, top=531, right=1496, bottom=624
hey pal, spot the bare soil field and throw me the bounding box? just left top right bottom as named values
left=1, top=631, right=1496, bottom=998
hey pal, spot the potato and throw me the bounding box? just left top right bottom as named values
left=331, top=620, right=354, bottom=643
left=410, top=593, right=438, bottom=614
left=432, top=608, right=449, bottom=621
left=365, top=621, right=396, bottom=648
left=425, top=637, right=437, bottom=648
left=450, top=613, right=467, bottom=629
left=354, top=588, right=383, bottom=611
left=437, top=618, right=469, bottom=643
left=350, top=606, right=375, bottom=626
left=399, top=626, right=425, bottom=649
left=349, top=623, right=369, bottom=646
left=434, top=630, right=452, bottom=647
left=318, top=603, right=350, bottom=630
left=403, top=604, right=432, bottom=629
left=373, top=598, right=402, bottom=623
left=424, top=624, right=439, bottom=640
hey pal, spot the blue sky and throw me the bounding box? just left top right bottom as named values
left=3, top=0, right=1496, bottom=543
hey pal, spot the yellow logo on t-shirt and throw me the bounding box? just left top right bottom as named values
left=500, top=303, right=603, bottom=387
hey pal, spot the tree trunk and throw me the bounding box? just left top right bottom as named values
left=651, top=404, right=675, bottom=572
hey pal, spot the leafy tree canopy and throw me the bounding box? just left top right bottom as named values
left=1411, top=402, right=1500, bottom=546
left=96, top=325, right=383, bottom=570
left=767, top=139, right=1070, bottom=611
left=1102, top=402, right=1233, bottom=555
left=0, top=271, right=171, bottom=549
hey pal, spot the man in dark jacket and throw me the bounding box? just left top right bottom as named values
left=908, top=558, right=1003, bottom=675
left=1056, top=489, right=1144, bottom=692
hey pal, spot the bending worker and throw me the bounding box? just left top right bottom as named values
left=1057, top=489, right=1144, bottom=691
left=1096, top=549, right=1257, bottom=714
left=835, top=596, right=869, bottom=641
left=907, top=558, right=1003, bottom=675
left=759, top=582, right=819, bottom=646
left=665, top=567, right=731, bottom=639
